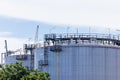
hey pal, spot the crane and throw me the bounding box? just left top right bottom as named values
left=23, top=25, right=40, bottom=70
left=35, top=25, right=39, bottom=43
left=25, top=25, right=39, bottom=70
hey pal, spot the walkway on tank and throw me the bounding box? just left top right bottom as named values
left=44, top=33, right=120, bottom=46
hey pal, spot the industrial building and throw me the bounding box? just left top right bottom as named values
left=2, top=33, right=120, bottom=80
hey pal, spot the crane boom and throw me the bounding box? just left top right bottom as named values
left=35, top=25, right=39, bottom=43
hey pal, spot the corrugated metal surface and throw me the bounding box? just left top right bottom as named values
left=35, top=44, right=120, bottom=80
left=5, top=55, right=31, bottom=69
left=34, top=48, right=44, bottom=70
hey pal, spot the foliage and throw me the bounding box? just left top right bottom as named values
left=0, top=64, right=2, bottom=68
left=0, top=62, right=50, bottom=80
left=21, top=71, right=50, bottom=80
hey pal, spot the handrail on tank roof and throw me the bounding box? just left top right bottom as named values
left=44, top=33, right=120, bottom=41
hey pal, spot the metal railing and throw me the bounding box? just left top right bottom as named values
left=45, top=33, right=120, bottom=41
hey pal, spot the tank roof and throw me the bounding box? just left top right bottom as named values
left=44, top=33, right=120, bottom=46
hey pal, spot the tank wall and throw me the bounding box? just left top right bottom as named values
left=35, top=45, right=120, bottom=80
left=5, top=55, right=31, bottom=68
left=34, top=48, right=44, bottom=69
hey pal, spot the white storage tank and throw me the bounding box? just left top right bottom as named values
left=35, top=33, right=120, bottom=80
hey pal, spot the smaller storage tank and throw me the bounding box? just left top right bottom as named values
left=5, top=54, right=32, bottom=69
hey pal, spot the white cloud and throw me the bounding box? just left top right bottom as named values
left=0, top=0, right=120, bottom=29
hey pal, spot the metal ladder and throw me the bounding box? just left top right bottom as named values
left=39, top=42, right=48, bottom=71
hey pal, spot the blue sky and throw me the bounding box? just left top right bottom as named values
left=0, top=16, right=89, bottom=52
left=0, top=0, right=120, bottom=63
left=0, top=16, right=114, bottom=39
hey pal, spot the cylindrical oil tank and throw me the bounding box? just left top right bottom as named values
left=35, top=44, right=120, bottom=80
left=35, top=33, right=120, bottom=80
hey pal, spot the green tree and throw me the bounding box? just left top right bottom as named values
left=21, top=71, right=50, bottom=80
left=0, top=62, right=50, bottom=80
